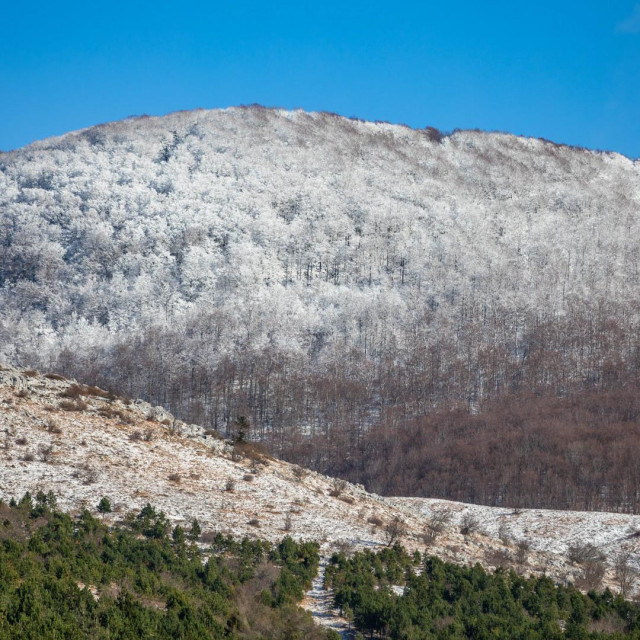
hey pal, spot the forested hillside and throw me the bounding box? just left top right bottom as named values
left=1, top=106, right=639, bottom=509
left=325, top=545, right=640, bottom=639
left=0, top=493, right=326, bottom=639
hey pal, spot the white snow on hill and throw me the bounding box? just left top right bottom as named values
left=1, top=106, right=638, bottom=368
left=1, top=364, right=639, bottom=595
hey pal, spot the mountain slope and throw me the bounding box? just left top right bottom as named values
left=1, top=106, right=638, bottom=358
left=1, top=364, right=639, bottom=595
left=1, top=107, right=640, bottom=510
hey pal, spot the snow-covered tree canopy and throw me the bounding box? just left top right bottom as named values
left=1, top=106, right=638, bottom=367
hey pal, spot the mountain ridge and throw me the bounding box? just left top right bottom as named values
left=5, top=105, right=637, bottom=162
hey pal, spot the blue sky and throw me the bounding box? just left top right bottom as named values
left=1, top=1, right=639, bottom=157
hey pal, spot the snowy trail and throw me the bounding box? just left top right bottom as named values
left=302, top=559, right=352, bottom=638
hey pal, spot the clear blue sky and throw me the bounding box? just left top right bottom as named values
left=2, top=1, right=640, bottom=157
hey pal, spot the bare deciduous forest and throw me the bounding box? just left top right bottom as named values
left=55, top=307, right=640, bottom=512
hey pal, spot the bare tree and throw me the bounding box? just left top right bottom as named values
left=567, top=542, right=604, bottom=565
left=424, top=508, right=452, bottom=545
left=515, top=539, right=531, bottom=565
left=614, top=553, right=636, bottom=598
left=385, top=516, right=407, bottom=546
left=577, top=560, right=606, bottom=592
left=460, top=512, right=480, bottom=536
left=498, top=521, right=511, bottom=545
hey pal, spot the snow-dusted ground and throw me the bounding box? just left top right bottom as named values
left=1, top=364, right=639, bottom=596
left=389, top=498, right=640, bottom=568
left=302, top=560, right=352, bottom=638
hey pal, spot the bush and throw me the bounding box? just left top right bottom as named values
left=82, top=466, right=98, bottom=485
left=460, top=512, right=480, bottom=536
left=577, top=559, right=606, bottom=591
left=83, top=385, right=110, bottom=398
left=515, top=539, right=530, bottom=565
left=498, top=521, right=511, bottom=545
left=44, top=372, right=66, bottom=381
left=232, top=440, right=269, bottom=464
left=97, top=497, right=112, bottom=513
left=567, top=542, right=604, bottom=565
left=98, top=406, right=131, bottom=423
left=385, top=516, right=407, bottom=546
left=329, top=478, right=348, bottom=497
left=59, top=399, right=88, bottom=412
left=292, top=466, right=308, bottom=481
left=37, top=444, right=53, bottom=462
left=59, top=384, right=84, bottom=399
left=485, top=547, right=511, bottom=568
left=425, top=508, right=452, bottom=542
left=46, top=419, right=62, bottom=434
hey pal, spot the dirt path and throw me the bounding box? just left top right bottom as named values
left=302, top=559, right=353, bottom=638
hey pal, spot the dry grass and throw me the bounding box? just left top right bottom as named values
left=60, top=384, right=110, bottom=400
left=44, top=372, right=66, bottom=381
left=59, top=399, right=88, bottom=412
left=98, top=406, right=132, bottom=424
left=46, top=420, right=63, bottom=434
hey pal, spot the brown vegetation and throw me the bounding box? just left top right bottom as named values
left=47, top=308, right=640, bottom=513
left=59, top=399, right=88, bottom=412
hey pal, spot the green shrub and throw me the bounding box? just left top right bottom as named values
left=97, top=496, right=112, bottom=513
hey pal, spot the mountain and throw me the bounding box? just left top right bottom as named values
left=1, top=363, right=639, bottom=595
left=2, top=107, right=638, bottom=353
left=1, top=106, right=639, bottom=509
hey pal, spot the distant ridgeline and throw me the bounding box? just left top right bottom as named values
left=1, top=106, right=640, bottom=511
